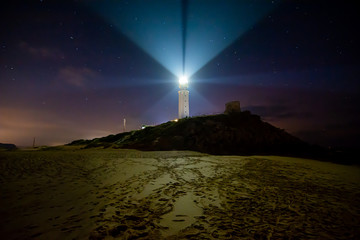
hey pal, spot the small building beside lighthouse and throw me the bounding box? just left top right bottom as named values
left=178, top=76, right=189, bottom=119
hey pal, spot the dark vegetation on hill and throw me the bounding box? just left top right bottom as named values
left=68, top=111, right=333, bottom=159
left=0, top=143, right=17, bottom=151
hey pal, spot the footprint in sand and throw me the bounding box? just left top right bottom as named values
left=160, top=193, right=202, bottom=237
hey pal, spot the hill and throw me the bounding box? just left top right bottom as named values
left=68, top=110, right=317, bottom=157
left=0, top=143, right=17, bottom=151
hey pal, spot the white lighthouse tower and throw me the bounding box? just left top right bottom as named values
left=178, top=76, right=189, bottom=119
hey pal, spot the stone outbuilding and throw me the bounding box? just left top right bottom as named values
left=224, top=101, right=241, bottom=114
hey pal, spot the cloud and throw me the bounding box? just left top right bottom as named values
left=0, top=107, right=61, bottom=146
left=0, top=107, right=115, bottom=146
left=57, top=66, right=99, bottom=87
left=19, top=41, right=64, bottom=59
left=245, top=105, right=312, bottom=121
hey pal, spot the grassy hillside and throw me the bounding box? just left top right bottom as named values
left=0, top=143, right=17, bottom=151
left=69, top=111, right=316, bottom=157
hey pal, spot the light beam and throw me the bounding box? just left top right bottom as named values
left=86, top=0, right=277, bottom=79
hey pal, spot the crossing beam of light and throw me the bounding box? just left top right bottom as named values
left=86, top=0, right=277, bottom=81
left=181, top=0, right=188, bottom=76
left=183, top=0, right=277, bottom=78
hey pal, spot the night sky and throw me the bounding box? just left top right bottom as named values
left=1, top=0, right=359, bottom=148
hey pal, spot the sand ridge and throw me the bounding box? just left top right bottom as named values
left=0, top=149, right=359, bottom=239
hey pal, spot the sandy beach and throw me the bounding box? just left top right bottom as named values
left=0, top=148, right=359, bottom=239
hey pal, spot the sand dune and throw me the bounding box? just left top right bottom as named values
left=0, top=148, right=359, bottom=239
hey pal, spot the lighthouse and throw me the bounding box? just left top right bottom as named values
left=178, top=76, right=189, bottom=119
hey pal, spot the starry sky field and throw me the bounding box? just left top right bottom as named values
left=1, top=0, right=359, bottom=148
